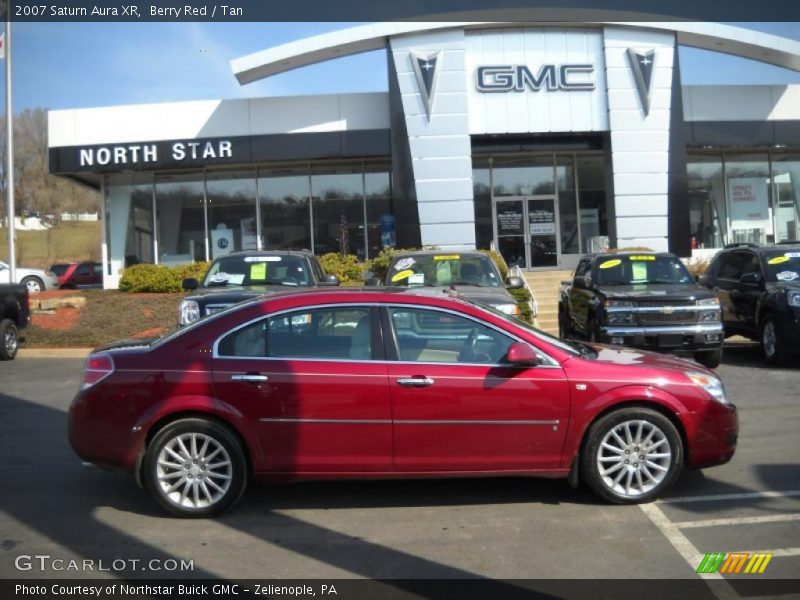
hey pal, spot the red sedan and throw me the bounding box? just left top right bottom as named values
left=68, top=289, right=738, bottom=517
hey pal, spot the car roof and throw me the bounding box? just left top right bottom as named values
left=390, top=250, right=489, bottom=258
left=591, top=251, right=675, bottom=258
left=213, top=249, right=314, bottom=259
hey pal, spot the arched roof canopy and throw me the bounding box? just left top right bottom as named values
left=231, top=17, right=800, bottom=85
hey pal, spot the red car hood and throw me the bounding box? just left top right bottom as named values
left=585, top=343, right=713, bottom=375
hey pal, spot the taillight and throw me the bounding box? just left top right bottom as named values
left=81, top=353, right=115, bottom=390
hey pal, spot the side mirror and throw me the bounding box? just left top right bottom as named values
left=573, top=276, right=588, bottom=290
left=182, top=277, right=199, bottom=291
left=740, top=272, right=763, bottom=286
left=319, top=274, right=340, bottom=286
left=506, top=276, right=524, bottom=290
left=505, top=342, right=544, bottom=366
left=365, top=277, right=380, bottom=287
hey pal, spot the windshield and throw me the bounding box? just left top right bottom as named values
left=202, top=255, right=311, bottom=288
left=594, top=254, right=693, bottom=285
left=763, top=250, right=800, bottom=283
left=387, top=254, right=503, bottom=288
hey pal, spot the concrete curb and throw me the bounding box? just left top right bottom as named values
left=19, top=348, right=93, bottom=358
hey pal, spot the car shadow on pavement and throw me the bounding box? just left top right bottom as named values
left=721, top=341, right=796, bottom=369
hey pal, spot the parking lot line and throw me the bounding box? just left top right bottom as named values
left=673, top=513, right=800, bottom=529
left=732, top=547, right=800, bottom=558
left=660, top=490, right=800, bottom=504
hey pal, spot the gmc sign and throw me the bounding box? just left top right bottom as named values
left=476, top=64, right=595, bottom=92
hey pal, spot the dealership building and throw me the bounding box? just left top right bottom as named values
left=47, top=21, right=800, bottom=287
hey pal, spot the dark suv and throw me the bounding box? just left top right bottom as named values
left=700, top=243, right=800, bottom=364
left=179, top=250, right=339, bottom=325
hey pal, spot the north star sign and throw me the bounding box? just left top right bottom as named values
left=476, top=64, right=595, bottom=92
left=78, top=139, right=234, bottom=167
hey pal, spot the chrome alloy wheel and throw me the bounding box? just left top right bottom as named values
left=4, top=326, right=18, bottom=357
left=762, top=320, right=777, bottom=359
left=596, top=419, right=672, bottom=498
left=156, top=433, right=233, bottom=509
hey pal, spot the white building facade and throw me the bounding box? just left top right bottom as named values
left=48, top=21, right=800, bottom=287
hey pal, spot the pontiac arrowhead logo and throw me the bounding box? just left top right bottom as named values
left=627, top=48, right=656, bottom=116
left=411, top=51, right=441, bottom=121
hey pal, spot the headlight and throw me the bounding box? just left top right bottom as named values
left=686, top=370, right=728, bottom=405
left=697, top=297, right=721, bottom=322
left=495, top=303, right=521, bottom=316
left=789, top=291, right=800, bottom=308
left=605, top=300, right=634, bottom=307
left=608, top=312, right=635, bottom=324
left=179, top=299, right=201, bottom=326
left=697, top=297, right=720, bottom=306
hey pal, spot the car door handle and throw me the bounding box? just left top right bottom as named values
left=230, top=373, right=269, bottom=383
left=396, top=377, right=434, bottom=387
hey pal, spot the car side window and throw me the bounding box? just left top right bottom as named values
left=718, top=252, right=748, bottom=281
left=388, top=307, right=513, bottom=365
left=217, top=307, right=374, bottom=360
left=740, top=252, right=762, bottom=278
left=75, top=263, right=92, bottom=276
left=574, top=259, right=589, bottom=278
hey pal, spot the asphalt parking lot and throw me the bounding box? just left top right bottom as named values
left=0, top=343, right=798, bottom=589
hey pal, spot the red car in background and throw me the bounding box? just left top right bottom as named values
left=57, top=261, right=103, bottom=289
left=68, top=289, right=738, bottom=517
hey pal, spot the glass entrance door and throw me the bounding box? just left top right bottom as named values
left=494, top=196, right=560, bottom=269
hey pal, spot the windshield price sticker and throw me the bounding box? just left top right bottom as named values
left=768, top=255, right=790, bottom=265
left=391, top=269, right=415, bottom=282
left=599, top=259, right=622, bottom=269
left=785, top=252, right=800, bottom=258
left=250, top=263, right=267, bottom=280
left=434, top=255, right=460, bottom=261
left=629, top=255, right=656, bottom=261
left=393, top=257, right=415, bottom=271
left=777, top=270, right=799, bottom=281
left=244, top=256, right=282, bottom=262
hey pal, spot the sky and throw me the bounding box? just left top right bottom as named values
left=2, top=21, right=800, bottom=113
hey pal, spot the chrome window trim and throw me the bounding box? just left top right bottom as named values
left=211, top=301, right=562, bottom=368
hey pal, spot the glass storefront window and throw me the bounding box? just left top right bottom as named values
left=771, top=154, right=800, bottom=243
left=576, top=156, right=608, bottom=253
left=556, top=155, right=579, bottom=255
left=107, top=174, right=153, bottom=285
left=492, top=156, right=554, bottom=197
left=258, top=166, right=311, bottom=252
left=687, top=154, right=726, bottom=249
left=155, top=173, right=206, bottom=264
left=473, top=160, right=492, bottom=250
left=206, top=170, right=257, bottom=258
left=724, top=154, right=771, bottom=245
left=311, top=165, right=365, bottom=258
left=365, top=166, right=393, bottom=259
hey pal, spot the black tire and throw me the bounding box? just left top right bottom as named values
left=581, top=407, right=683, bottom=504
left=558, top=308, right=570, bottom=339
left=760, top=314, right=787, bottom=366
left=21, top=276, right=44, bottom=294
left=0, top=319, right=20, bottom=361
left=694, top=348, right=722, bottom=369
left=144, top=418, right=248, bottom=517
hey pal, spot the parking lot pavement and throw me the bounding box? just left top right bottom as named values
left=0, top=345, right=797, bottom=588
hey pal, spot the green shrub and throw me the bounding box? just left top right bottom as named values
left=509, top=287, right=534, bottom=324
left=318, top=253, right=367, bottom=285
left=119, top=262, right=209, bottom=293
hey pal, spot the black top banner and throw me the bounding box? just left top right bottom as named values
left=4, top=0, right=800, bottom=22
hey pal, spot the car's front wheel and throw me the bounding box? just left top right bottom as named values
left=760, top=315, right=787, bottom=365
left=581, top=408, right=683, bottom=504
left=0, top=319, right=19, bottom=360
left=144, top=418, right=248, bottom=517
left=694, top=348, right=722, bottom=369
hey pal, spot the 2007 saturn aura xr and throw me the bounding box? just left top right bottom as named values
left=69, top=289, right=738, bottom=517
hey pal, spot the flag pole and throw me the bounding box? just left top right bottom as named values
left=4, top=17, right=15, bottom=282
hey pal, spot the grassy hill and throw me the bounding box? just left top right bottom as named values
left=0, top=221, right=101, bottom=269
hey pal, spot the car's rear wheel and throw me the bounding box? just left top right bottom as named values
left=558, top=309, right=570, bottom=339
left=144, top=418, right=248, bottom=517
left=581, top=408, right=683, bottom=504
left=760, top=315, right=787, bottom=365
left=694, top=348, right=722, bottom=369
left=0, top=319, right=19, bottom=361
left=587, top=317, right=602, bottom=343
left=21, top=276, right=44, bottom=294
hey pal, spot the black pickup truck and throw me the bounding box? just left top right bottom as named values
left=179, top=250, right=339, bottom=326
left=0, top=284, right=31, bottom=360
left=558, top=252, right=724, bottom=368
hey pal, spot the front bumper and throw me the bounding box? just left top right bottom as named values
left=600, top=322, right=724, bottom=353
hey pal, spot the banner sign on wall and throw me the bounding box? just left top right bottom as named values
left=728, top=177, right=770, bottom=230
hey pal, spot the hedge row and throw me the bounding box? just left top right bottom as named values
left=119, top=262, right=210, bottom=293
